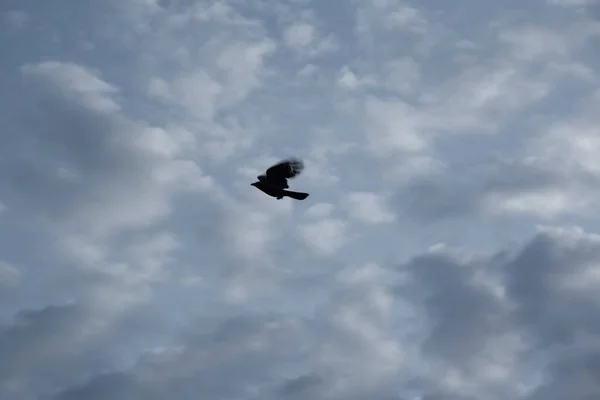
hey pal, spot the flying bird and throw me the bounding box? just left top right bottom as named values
left=251, top=158, right=309, bottom=200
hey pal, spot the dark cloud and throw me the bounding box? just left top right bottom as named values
left=45, top=226, right=599, bottom=399
left=279, top=373, right=325, bottom=398
left=50, top=315, right=306, bottom=400
left=404, top=227, right=600, bottom=399
left=506, top=228, right=600, bottom=346
left=0, top=301, right=169, bottom=400
left=2, top=1, right=600, bottom=400
left=4, top=215, right=589, bottom=400
left=528, top=351, right=600, bottom=400
left=395, top=157, right=598, bottom=222
left=421, top=395, right=477, bottom=400
left=55, top=372, right=139, bottom=400
left=403, top=251, right=509, bottom=366
left=0, top=304, right=89, bottom=398
left=0, top=62, right=175, bottom=229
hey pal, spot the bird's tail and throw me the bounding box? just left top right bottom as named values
left=284, top=191, right=309, bottom=200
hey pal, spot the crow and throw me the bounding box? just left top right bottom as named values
left=250, top=158, right=309, bottom=200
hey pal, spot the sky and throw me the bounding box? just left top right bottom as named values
left=1, top=0, right=600, bottom=399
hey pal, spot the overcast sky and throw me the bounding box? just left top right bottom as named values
left=1, top=0, right=600, bottom=399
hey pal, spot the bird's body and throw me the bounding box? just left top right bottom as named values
left=250, top=158, right=309, bottom=200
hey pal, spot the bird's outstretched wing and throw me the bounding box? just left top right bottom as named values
left=266, top=158, right=304, bottom=179
left=265, top=158, right=304, bottom=187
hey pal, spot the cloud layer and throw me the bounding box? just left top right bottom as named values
left=1, top=0, right=600, bottom=399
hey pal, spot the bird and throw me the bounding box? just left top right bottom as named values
left=250, top=158, right=309, bottom=200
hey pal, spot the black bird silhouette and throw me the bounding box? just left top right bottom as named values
left=251, top=158, right=309, bottom=200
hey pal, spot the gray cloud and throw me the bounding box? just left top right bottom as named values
left=404, top=251, right=509, bottom=366
left=394, top=156, right=600, bottom=222
left=51, top=314, right=307, bottom=400
left=0, top=62, right=209, bottom=237
left=2, top=1, right=600, bottom=400
left=507, top=230, right=600, bottom=342
left=407, top=227, right=600, bottom=399
left=38, top=226, right=599, bottom=399
left=0, top=301, right=167, bottom=400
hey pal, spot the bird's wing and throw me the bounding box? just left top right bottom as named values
left=265, top=158, right=304, bottom=181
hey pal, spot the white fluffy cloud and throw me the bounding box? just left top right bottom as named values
left=299, top=218, right=348, bottom=256
left=343, top=191, right=395, bottom=224
left=1, top=0, right=600, bottom=399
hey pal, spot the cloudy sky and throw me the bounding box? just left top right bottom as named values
left=1, top=0, right=600, bottom=399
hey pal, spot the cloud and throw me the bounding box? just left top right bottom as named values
left=363, top=97, right=429, bottom=155
left=3, top=0, right=600, bottom=399
left=383, top=57, right=421, bottom=93
left=395, top=157, right=599, bottom=221
left=0, top=58, right=216, bottom=386
left=39, top=226, right=600, bottom=399
left=0, top=302, right=162, bottom=399
left=0, top=304, right=86, bottom=396
left=343, top=191, right=395, bottom=224
left=22, top=62, right=121, bottom=113
left=394, top=87, right=600, bottom=223
left=299, top=218, right=348, bottom=256
left=0, top=262, right=19, bottom=287
left=6, top=61, right=209, bottom=235
left=284, top=22, right=316, bottom=48
left=148, top=38, right=275, bottom=120
left=280, top=11, right=338, bottom=57
left=505, top=226, right=600, bottom=399
left=394, top=226, right=600, bottom=399
left=549, top=0, right=598, bottom=6
left=336, top=66, right=376, bottom=90
left=49, top=262, right=406, bottom=400
left=305, top=203, right=335, bottom=219
left=2, top=10, right=30, bottom=31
